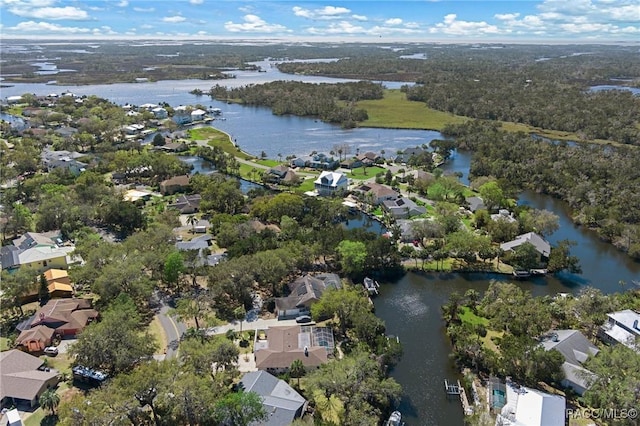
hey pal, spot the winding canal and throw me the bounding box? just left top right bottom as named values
left=2, top=70, right=639, bottom=426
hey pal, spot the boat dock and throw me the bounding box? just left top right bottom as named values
left=364, top=277, right=380, bottom=295
left=444, top=379, right=473, bottom=416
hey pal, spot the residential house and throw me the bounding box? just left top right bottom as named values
left=313, top=171, right=348, bottom=196
left=151, top=107, right=168, bottom=119
left=5, top=408, right=22, bottom=426
left=265, top=165, right=298, bottom=185
left=496, top=381, right=565, bottom=426
left=160, top=175, right=190, bottom=195
left=293, top=153, right=338, bottom=170
left=168, top=194, right=202, bottom=214
left=275, top=273, right=341, bottom=320
left=6, top=95, right=24, bottom=104
left=394, top=146, right=425, bottom=164
left=175, top=234, right=219, bottom=266
left=172, top=106, right=192, bottom=125
left=239, top=371, right=307, bottom=426
left=43, top=269, right=74, bottom=299
left=154, top=141, right=188, bottom=153
left=599, top=309, right=640, bottom=351
left=0, top=350, right=59, bottom=409
left=339, top=158, right=362, bottom=169
left=466, top=196, right=486, bottom=213
left=254, top=325, right=333, bottom=374
left=193, top=219, right=211, bottom=234
left=17, top=298, right=98, bottom=337
left=123, top=188, right=157, bottom=203
left=139, top=103, right=158, bottom=111
left=500, top=232, right=551, bottom=258
left=190, top=109, right=206, bottom=122
left=15, top=325, right=55, bottom=353
left=123, top=123, right=145, bottom=135
left=356, top=151, right=380, bottom=165
left=41, top=147, right=87, bottom=175
left=0, top=231, right=75, bottom=272
left=491, top=209, right=517, bottom=223
left=356, top=182, right=398, bottom=205
left=382, top=197, right=427, bottom=219
left=541, top=330, right=599, bottom=395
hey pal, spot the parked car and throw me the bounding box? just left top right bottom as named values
left=295, top=315, right=313, bottom=324
left=44, top=346, right=58, bottom=356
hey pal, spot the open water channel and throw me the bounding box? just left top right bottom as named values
left=2, top=66, right=639, bottom=425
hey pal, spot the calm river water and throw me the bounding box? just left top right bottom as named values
left=2, top=70, right=639, bottom=426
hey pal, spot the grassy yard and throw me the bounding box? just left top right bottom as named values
left=358, top=90, right=468, bottom=130
left=347, top=166, right=385, bottom=180
left=0, top=336, right=11, bottom=351
left=459, top=307, right=489, bottom=327
left=148, top=316, right=168, bottom=355
left=186, top=126, right=252, bottom=160
left=255, top=159, right=279, bottom=167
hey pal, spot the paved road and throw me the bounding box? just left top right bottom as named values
left=158, top=303, right=187, bottom=359
left=206, top=317, right=299, bottom=336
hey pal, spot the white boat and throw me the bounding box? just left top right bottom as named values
left=386, top=410, right=402, bottom=426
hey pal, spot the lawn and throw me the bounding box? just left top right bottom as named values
left=186, top=126, right=252, bottom=160
left=347, top=166, right=385, bottom=180
left=358, top=90, right=468, bottom=130
left=0, top=336, right=10, bottom=351
left=295, top=178, right=316, bottom=193
left=459, top=306, right=489, bottom=327
left=255, top=159, right=279, bottom=167
left=148, top=316, right=168, bottom=355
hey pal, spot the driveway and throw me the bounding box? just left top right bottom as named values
left=205, top=317, right=298, bottom=336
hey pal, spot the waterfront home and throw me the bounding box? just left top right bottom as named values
left=0, top=350, right=60, bottom=409
left=495, top=381, right=565, bottom=426
left=160, top=175, right=191, bottom=195
left=239, top=371, right=307, bottom=426
left=6, top=95, right=23, bottom=104
left=491, top=209, right=517, bottom=223
left=356, top=182, right=398, bottom=205
left=339, top=158, right=362, bottom=169
left=466, top=196, right=486, bottom=213
left=275, top=273, right=341, bottom=320
left=314, top=171, right=348, bottom=196
left=394, top=146, right=426, bottom=164
left=151, top=107, right=168, bottom=119
left=190, top=109, right=206, bottom=121
left=139, top=103, right=158, bottom=111
left=356, top=151, right=381, bottom=165
left=599, top=309, right=640, bottom=352
left=254, top=325, right=333, bottom=374
left=382, top=197, right=427, bottom=219
left=293, top=153, right=338, bottom=170
left=265, top=165, right=298, bottom=185
left=500, top=232, right=551, bottom=258
left=0, top=231, right=75, bottom=272
left=540, top=330, right=599, bottom=395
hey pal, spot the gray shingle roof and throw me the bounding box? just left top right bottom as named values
left=240, top=371, right=306, bottom=426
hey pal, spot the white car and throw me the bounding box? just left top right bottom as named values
left=44, top=346, right=58, bottom=356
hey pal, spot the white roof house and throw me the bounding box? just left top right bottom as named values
left=497, top=383, right=565, bottom=426
left=190, top=109, right=206, bottom=118
left=600, top=309, right=640, bottom=351
left=313, top=171, right=348, bottom=196
left=500, top=232, right=551, bottom=257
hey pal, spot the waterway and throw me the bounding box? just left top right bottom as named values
left=2, top=71, right=639, bottom=426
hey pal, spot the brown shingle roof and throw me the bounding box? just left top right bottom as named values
left=255, top=326, right=328, bottom=370
left=0, top=350, right=59, bottom=402
left=15, top=325, right=55, bottom=345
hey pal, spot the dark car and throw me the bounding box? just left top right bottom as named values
left=295, top=315, right=313, bottom=324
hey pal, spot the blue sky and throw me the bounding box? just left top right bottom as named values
left=0, top=0, right=638, bottom=42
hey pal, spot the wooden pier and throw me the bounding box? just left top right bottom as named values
left=363, top=277, right=380, bottom=295
left=444, top=379, right=473, bottom=416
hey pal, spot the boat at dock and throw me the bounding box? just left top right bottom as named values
left=364, top=277, right=380, bottom=295
left=385, top=410, right=402, bottom=426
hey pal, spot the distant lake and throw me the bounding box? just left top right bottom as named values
left=589, top=85, right=640, bottom=95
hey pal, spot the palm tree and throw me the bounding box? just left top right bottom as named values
left=186, top=214, right=198, bottom=234
left=39, top=388, right=60, bottom=415
left=290, top=359, right=305, bottom=387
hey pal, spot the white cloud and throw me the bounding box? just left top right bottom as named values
left=495, top=13, right=520, bottom=21
left=430, top=14, right=500, bottom=36
left=8, top=5, right=89, bottom=20
left=385, top=18, right=403, bottom=26
left=163, top=15, right=187, bottom=23
left=352, top=14, right=367, bottom=21
left=117, top=0, right=128, bottom=7
left=6, top=20, right=91, bottom=33
left=190, top=0, right=204, bottom=4
left=293, top=5, right=351, bottom=20
left=307, top=21, right=366, bottom=35
left=225, top=14, right=289, bottom=33
left=133, top=7, right=155, bottom=13
left=139, top=24, right=153, bottom=29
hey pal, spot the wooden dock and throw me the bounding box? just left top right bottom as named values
left=364, top=277, right=380, bottom=295
left=444, top=379, right=473, bottom=415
